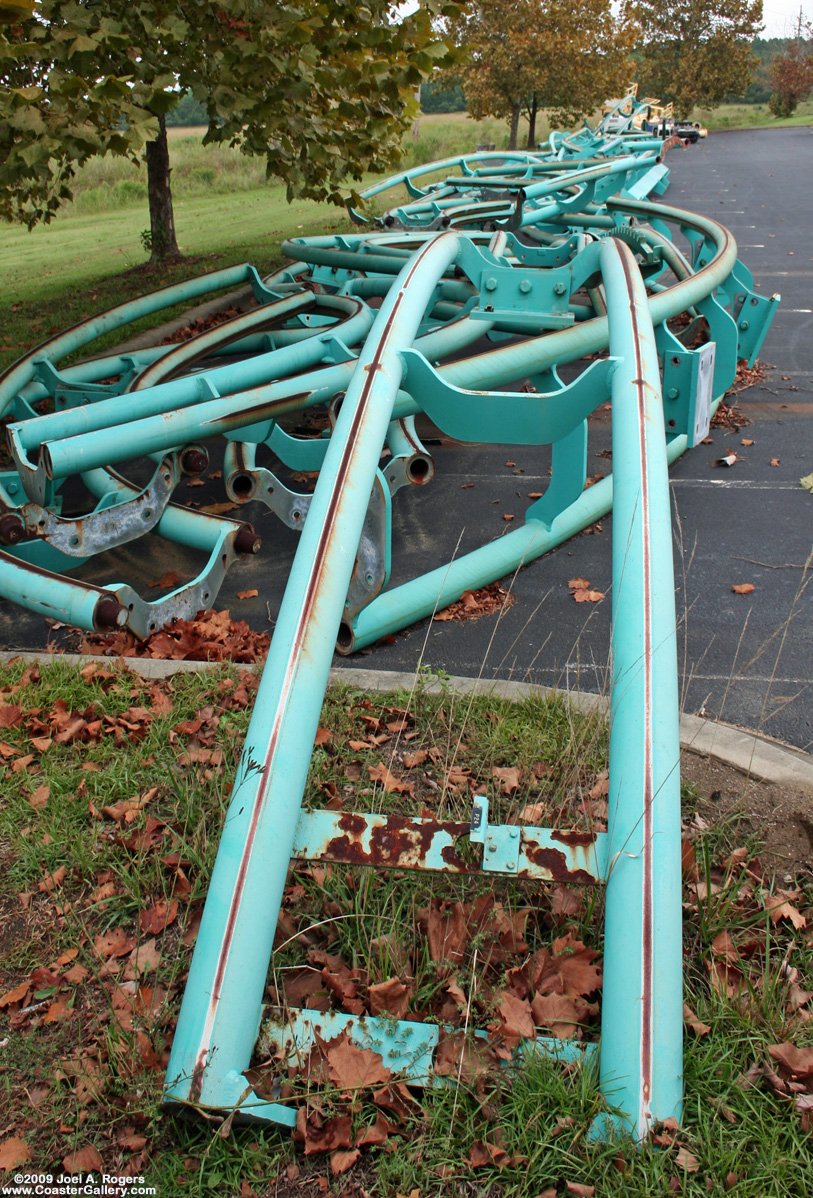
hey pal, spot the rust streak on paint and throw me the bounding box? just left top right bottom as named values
left=188, top=235, right=455, bottom=1099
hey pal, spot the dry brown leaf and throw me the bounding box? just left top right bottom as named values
left=683, top=1003, right=711, bottom=1036
left=94, top=927, right=136, bottom=958
left=531, top=992, right=592, bottom=1039
left=502, top=513, right=515, bottom=522
left=42, top=1001, right=71, bottom=1024
left=519, top=801, right=547, bottom=823
left=741, top=438, right=754, bottom=446
left=402, top=748, right=428, bottom=768
left=102, top=787, right=158, bottom=824
left=0, top=702, right=23, bottom=729
left=0, top=980, right=29, bottom=1007
left=566, top=1185, right=596, bottom=1197
left=0, top=1136, right=32, bottom=1170
left=731, top=583, right=755, bottom=595
left=28, top=784, right=50, bottom=810
left=314, top=727, right=332, bottom=746
left=147, top=570, right=181, bottom=590
left=38, top=865, right=66, bottom=893
left=770, top=458, right=780, bottom=467
left=768, top=1042, right=813, bottom=1078
left=63, top=963, right=89, bottom=984
left=765, top=894, right=806, bottom=929
left=125, top=938, right=161, bottom=979
left=468, top=1139, right=511, bottom=1168
left=675, top=1147, right=700, bottom=1172
left=63, top=1146, right=104, bottom=1173
left=434, top=1030, right=498, bottom=1083
left=140, top=898, right=178, bottom=935
left=330, top=1148, right=360, bottom=1175
left=492, top=765, right=521, bottom=794
left=201, top=501, right=240, bottom=515
left=368, top=978, right=409, bottom=1021
left=427, top=898, right=468, bottom=967
left=498, top=992, right=535, bottom=1041
left=325, top=1032, right=392, bottom=1091
left=236, top=589, right=259, bottom=600
left=368, top=762, right=414, bottom=795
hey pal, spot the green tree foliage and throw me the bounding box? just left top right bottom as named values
left=165, top=90, right=208, bottom=128
left=768, top=26, right=813, bottom=116
left=1, top=1, right=157, bottom=227
left=420, top=75, right=466, bottom=113
left=446, top=0, right=637, bottom=149
left=635, top=0, right=764, bottom=117
left=1, top=0, right=459, bottom=259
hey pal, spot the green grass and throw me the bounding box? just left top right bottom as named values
left=0, top=659, right=811, bottom=1195
left=697, top=99, right=813, bottom=130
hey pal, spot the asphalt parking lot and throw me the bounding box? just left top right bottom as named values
left=2, top=127, right=812, bottom=752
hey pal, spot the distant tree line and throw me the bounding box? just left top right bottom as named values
left=422, top=23, right=813, bottom=133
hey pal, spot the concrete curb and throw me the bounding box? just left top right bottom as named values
left=3, top=651, right=812, bottom=792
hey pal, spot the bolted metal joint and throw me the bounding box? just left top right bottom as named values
left=0, top=513, right=26, bottom=546
left=235, top=525, right=262, bottom=556
left=93, top=595, right=127, bottom=632
left=180, top=446, right=210, bottom=477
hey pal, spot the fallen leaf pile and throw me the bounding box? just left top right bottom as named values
left=741, top=1043, right=813, bottom=1131
left=79, top=608, right=270, bottom=662
left=253, top=892, right=604, bottom=1167
left=433, top=582, right=515, bottom=623
left=711, top=398, right=751, bottom=431
left=157, top=305, right=242, bottom=345
left=681, top=831, right=813, bottom=1096
left=725, top=357, right=768, bottom=397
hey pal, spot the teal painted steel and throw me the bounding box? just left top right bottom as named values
left=597, top=236, right=683, bottom=1137
left=0, top=131, right=781, bottom=1140
left=164, top=233, right=462, bottom=1118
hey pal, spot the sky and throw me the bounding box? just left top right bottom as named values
left=398, top=1, right=810, bottom=40
left=761, top=0, right=809, bottom=36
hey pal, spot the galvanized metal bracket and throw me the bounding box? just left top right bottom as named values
left=107, top=523, right=252, bottom=639
left=343, top=470, right=391, bottom=621
left=13, top=453, right=185, bottom=557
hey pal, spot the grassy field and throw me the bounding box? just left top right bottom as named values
left=0, top=658, right=811, bottom=1194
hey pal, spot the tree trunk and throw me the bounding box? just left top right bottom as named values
left=508, top=103, right=521, bottom=150
left=145, top=112, right=181, bottom=262
left=526, top=96, right=538, bottom=148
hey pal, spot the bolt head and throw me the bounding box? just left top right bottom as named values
left=519, top=278, right=532, bottom=294
left=484, top=277, right=497, bottom=291
left=554, top=281, right=567, bottom=296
